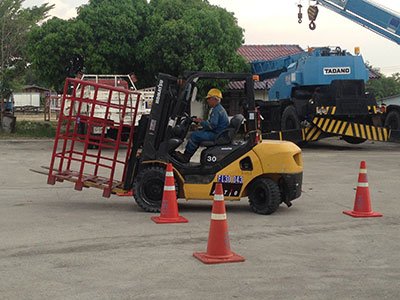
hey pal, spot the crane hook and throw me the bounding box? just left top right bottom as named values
left=297, top=4, right=303, bottom=24
left=307, top=5, right=319, bottom=30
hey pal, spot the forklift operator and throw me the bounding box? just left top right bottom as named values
left=175, top=88, right=229, bottom=163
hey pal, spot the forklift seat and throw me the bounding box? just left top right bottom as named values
left=200, top=114, right=244, bottom=147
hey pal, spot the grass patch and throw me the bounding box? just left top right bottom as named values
left=0, top=120, right=57, bottom=138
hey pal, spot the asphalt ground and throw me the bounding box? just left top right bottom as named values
left=0, top=138, right=399, bottom=299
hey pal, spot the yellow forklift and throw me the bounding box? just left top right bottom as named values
left=125, top=72, right=303, bottom=215
left=46, top=72, right=303, bottom=215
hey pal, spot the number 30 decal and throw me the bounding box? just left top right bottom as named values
left=206, top=155, right=217, bottom=163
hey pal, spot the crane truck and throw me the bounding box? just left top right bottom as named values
left=252, top=0, right=400, bottom=144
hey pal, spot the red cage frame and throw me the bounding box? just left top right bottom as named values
left=47, top=78, right=141, bottom=197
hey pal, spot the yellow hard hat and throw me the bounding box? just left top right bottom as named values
left=206, top=88, right=222, bottom=99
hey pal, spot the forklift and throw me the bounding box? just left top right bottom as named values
left=124, top=72, right=303, bottom=215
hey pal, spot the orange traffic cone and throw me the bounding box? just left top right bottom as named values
left=193, top=183, right=245, bottom=264
left=343, top=161, right=382, bottom=218
left=151, top=163, right=188, bottom=224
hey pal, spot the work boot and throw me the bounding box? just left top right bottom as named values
left=174, top=151, right=191, bottom=163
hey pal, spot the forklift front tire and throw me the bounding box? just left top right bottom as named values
left=134, top=165, right=177, bottom=213
left=248, top=178, right=281, bottom=215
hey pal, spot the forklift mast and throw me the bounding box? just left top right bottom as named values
left=141, top=73, right=179, bottom=161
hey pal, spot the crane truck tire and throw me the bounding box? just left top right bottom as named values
left=248, top=178, right=281, bottom=215
left=342, top=136, right=367, bottom=144
left=134, top=165, right=166, bottom=212
left=281, top=105, right=301, bottom=131
left=384, top=110, right=400, bottom=130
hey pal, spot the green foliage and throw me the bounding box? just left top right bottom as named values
left=27, top=0, right=247, bottom=89
left=0, top=0, right=53, bottom=98
left=366, top=73, right=400, bottom=100
left=27, top=18, right=92, bottom=92
left=137, top=0, right=248, bottom=84
left=28, top=0, right=149, bottom=91
left=0, top=120, right=56, bottom=138
left=76, top=0, right=148, bottom=74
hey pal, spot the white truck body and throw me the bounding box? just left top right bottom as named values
left=13, top=92, right=40, bottom=107
left=77, top=74, right=154, bottom=128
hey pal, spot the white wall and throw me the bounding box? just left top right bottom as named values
left=378, top=95, right=400, bottom=106
left=255, top=90, right=268, bottom=101
left=191, top=101, right=205, bottom=118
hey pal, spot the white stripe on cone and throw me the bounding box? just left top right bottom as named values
left=164, top=186, right=175, bottom=191
left=166, top=171, right=174, bottom=177
left=211, top=213, right=227, bottom=220
left=359, top=169, right=367, bottom=174
left=214, top=194, right=224, bottom=201
left=358, top=182, right=368, bottom=187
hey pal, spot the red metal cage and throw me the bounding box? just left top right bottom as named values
left=47, top=78, right=141, bottom=197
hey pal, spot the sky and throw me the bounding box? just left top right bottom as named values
left=24, top=0, right=400, bottom=75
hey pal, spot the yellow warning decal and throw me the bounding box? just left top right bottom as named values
left=316, top=105, right=382, bottom=116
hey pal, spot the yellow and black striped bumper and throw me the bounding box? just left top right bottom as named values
left=312, top=116, right=389, bottom=142
left=262, top=116, right=400, bottom=144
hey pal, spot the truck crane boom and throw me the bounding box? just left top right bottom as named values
left=300, top=0, right=400, bottom=45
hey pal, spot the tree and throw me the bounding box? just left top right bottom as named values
left=137, top=0, right=248, bottom=85
left=28, top=0, right=148, bottom=91
left=27, top=18, right=93, bottom=92
left=27, top=0, right=247, bottom=89
left=0, top=0, right=52, bottom=98
left=366, top=72, right=400, bottom=100
left=76, top=0, right=148, bottom=74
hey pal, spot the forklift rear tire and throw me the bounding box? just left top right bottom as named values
left=384, top=110, right=400, bottom=130
left=134, top=166, right=174, bottom=212
left=248, top=178, right=281, bottom=215
left=281, top=105, right=301, bottom=131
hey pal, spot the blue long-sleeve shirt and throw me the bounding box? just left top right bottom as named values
left=200, top=103, right=229, bottom=134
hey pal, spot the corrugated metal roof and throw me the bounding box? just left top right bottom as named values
left=227, top=78, right=276, bottom=91
left=23, top=85, right=51, bottom=92
left=368, top=68, right=381, bottom=79
left=238, top=45, right=304, bottom=62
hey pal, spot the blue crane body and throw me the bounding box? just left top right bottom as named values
left=252, top=0, right=400, bottom=144
left=252, top=47, right=369, bottom=101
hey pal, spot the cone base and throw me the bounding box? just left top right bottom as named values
left=343, top=210, right=383, bottom=218
left=151, top=215, right=188, bottom=224
left=193, top=251, right=245, bottom=264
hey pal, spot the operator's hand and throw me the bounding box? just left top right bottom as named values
left=193, top=117, right=203, bottom=123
